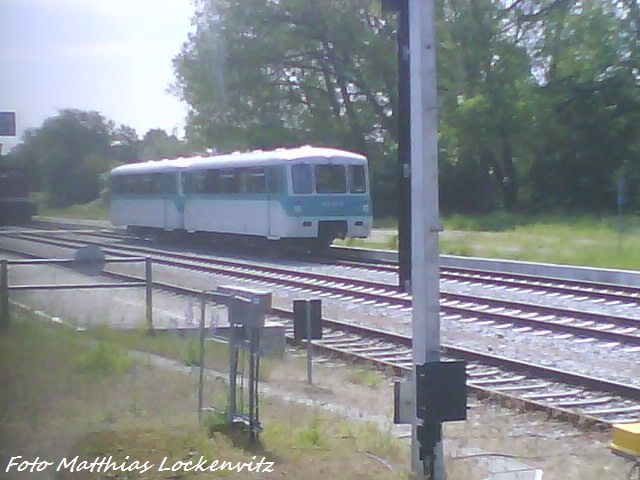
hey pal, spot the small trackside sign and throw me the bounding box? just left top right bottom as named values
left=0, top=112, right=16, bottom=136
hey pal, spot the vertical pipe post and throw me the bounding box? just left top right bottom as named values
left=248, top=323, right=257, bottom=443
left=397, top=0, right=412, bottom=293
left=198, top=291, right=206, bottom=423
left=306, top=304, right=313, bottom=385
left=409, top=0, right=443, bottom=477
left=145, top=257, right=153, bottom=335
left=227, top=301, right=238, bottom=425
left=1, top=260, right=8, bottom=332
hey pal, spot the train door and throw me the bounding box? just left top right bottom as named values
left=162, top=171, right=179, bottom=230
left=243, top=167, right=269, bottom=237
left=266, top=166, right=285, bottom=239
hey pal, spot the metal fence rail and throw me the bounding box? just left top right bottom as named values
left=0, top=256, right=153, bottom=333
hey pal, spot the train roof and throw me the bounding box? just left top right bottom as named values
left=110, top=146, right=366, bottom=176
left=110, top=157, right=193, bottom=175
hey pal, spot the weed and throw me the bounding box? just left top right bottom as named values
left=347, top=367, right=381, bottom=388
left=387, top=233, right=399, bottom=251
left=183, top=338, right=201, bottom=366
left=298, top=413, right=324, bottom=447
left=75, top=340, right=133, bottom=375
left=203, top=408, right=228, bottom=437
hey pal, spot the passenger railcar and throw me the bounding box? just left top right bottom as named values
left=109, top=158, right=189, bottom=237
left=109, top=146, right=373, bottom=250
left=0, top=166, right=37, bottom=224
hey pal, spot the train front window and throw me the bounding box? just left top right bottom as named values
left=349, top=165, right=367, bottom=193
left=315, top=164, right=346, bottom=194
left=291, top=164, right=312, bottom=194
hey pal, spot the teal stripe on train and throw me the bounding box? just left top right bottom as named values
left=111, top=192, right=371, bottom=217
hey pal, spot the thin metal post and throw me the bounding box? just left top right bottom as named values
left=145, top=257, right=153, bottom=334
left=617, top=175, right=625, bottom=251
left=228, top=320, right=238, bottom=425
left=248, top=325, right=257, bottom=442
left=409, top=0, right=443, bottom=477
left=397, top=0, right=412, bottom=293
left=1, top=260, right=8, bottom=332
left=306, top=305, right=313, bottom=385
left=198, top=291, right=206, bottom=423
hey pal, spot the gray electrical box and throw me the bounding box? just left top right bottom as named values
left=214, top=286, right=269, bottom=329
left=73, top=245, right=105, bottom=276
left=416, top=361, right=467, bottom=422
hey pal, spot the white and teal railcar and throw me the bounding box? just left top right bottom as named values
left=109, top=146, right=373, bottom=250
left=109, top=157, right=190, bottom=236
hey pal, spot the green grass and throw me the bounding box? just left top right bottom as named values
left=1, top=316, right=410, bottom=480
left=75, top=339, right=134, bottom=375
left=82, top=325, right=276, bottom=381
left=443, top=212, right=640, bottom=233
left=39, top=198, right=109, bottom=220
left=346, top=366, right=382, bottom=388
left=354, top=213, right=640, bottom=271
left=439, top=213, right=640, bottom=270
left=35, top=200, right=640, bottom=270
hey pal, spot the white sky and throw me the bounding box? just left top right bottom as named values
left=0, top=0, right=195, bottom=152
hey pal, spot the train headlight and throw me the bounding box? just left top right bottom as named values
left=362, top=201, right=370, bottom=214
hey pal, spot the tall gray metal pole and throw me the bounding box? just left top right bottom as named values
left=1, top=259, right=9, bottom=332
left=409, top=0, right=443, bottom=477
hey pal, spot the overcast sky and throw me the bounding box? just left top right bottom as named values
left=0, top=0, right=195, bottom=152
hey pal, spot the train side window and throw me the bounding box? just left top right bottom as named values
left=266, top=166, right=284, bottom=194
left=122, top=176, right=134, bottom=194
left=315, top=164, right=346, bottom=194
left=245, top=167, right=266, bottom=194
left=237, top=168, right=249, bottom=193
left=164, top=172, right=178, bottom=195
left=139, top=174, right=152, bottom=194
left=205, top=169, right=219, bottom=194
left=133, top=176, right=145, bottom=194
left=110, top=176, right=123, bottom=194
left=182, top=172, right=193, bottom=193
left=219, top=168, right=238, bottom=194
left=192, top=171, right=208, bottom=194
left=152, top=173, right=163, bottom=194
left=291, top=164, right=312, bottom=194
left=349, top=165, right=367, bottom=193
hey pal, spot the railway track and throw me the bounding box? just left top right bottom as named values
left=328, top=250, right=640, bottom=307
left=3, top=223, right=640, bottom=426
left=18, top=219, right=640, bottom=307
left=295, top=319, right=640, bottom=427
left=6, top=230, right=640, bottom=353
left=5, top=243, right=639, bottom=426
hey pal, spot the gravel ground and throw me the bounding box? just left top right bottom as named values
left=1, top=229, right=639, bottom=479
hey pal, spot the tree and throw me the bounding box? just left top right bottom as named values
left=172, top=0, right=400, bottom=216
left=5, top=111, right=164, bottom=207
left=111, top=125, right=141, bottom=164
left=172, top=0, right=640, bottom=216
left=523, top=0, right=640, bottom=211
left=7, top=110, right=113, bottom=207
left=139, top=129, right=190, bottom=160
